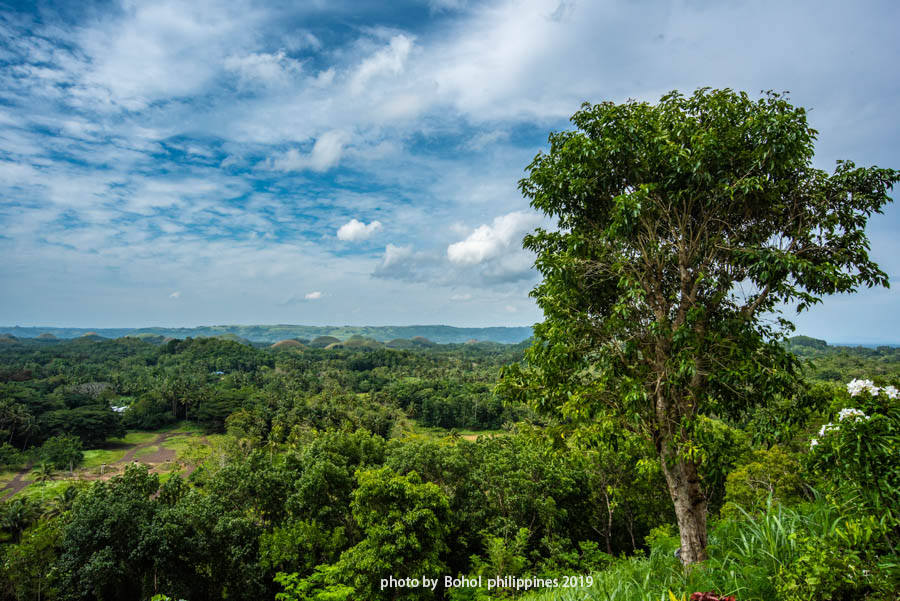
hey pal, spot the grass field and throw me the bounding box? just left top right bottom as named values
left=108, top=431, right=158, bottom=446
left=82, top=448, right=128, bottom=468
left=1, top=423, right=216, bottom=499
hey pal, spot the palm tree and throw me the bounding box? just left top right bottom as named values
left=43, top=484, right=80, bottom=518
left=32, top=462, right=53, bottom=501
left=0, top=497, right=38, bottom=543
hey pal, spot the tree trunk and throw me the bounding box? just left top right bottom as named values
left=660, top=450, right=708, bottom=564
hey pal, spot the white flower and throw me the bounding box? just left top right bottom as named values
left=847, top=379, right=880, bottom=397
left=810, top=438, right=819, bottom=449
left=818, top=422, right=838, bottom=437
left=883, top=385, right=898, bottom=400
left=838, top=407, right=869, bottom=422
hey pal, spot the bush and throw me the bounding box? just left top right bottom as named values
left=0, top=442, right=24, bottom=470
left=39, top=435, right=83, bottom=471
left=720, top=446, right=806, bottom=519
left=806, top=379, right=900, bottom=520
left=775, top=515, right=899, bottom=600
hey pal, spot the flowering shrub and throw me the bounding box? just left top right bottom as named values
left=807, top=379, right=900, bottom=519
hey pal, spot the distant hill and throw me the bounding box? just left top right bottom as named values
left=0, top=324, right=534, bottom=345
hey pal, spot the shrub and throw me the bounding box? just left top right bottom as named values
left=720, top=446, right=806, bottom=519
left=39, top=435, right=83, bottom=471
left=806, top=379, right=900, bottom=520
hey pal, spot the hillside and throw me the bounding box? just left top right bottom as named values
left=0, top=324, right=534, bottom=344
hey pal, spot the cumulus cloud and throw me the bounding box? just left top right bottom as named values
left=337, top=218, right=383, bottom=241
left=447, top=211, right=542, bottom=265
left=304, top=291, right=323, bottom=300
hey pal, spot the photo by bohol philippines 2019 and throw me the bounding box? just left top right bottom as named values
left=1, top=1, right=899, bottom=600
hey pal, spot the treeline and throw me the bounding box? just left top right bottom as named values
left=0, top=337, right=530, bottom=468
left=787, top=336, right=900, bottom=382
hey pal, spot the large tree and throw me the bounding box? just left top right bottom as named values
left=501, top=89, right=898, bottom=563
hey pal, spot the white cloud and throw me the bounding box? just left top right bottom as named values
left=450, top=293, right=472, bottom=301
left=269, top=130, right=350, bottom=172
left=381, top=243, right=413, bottom=268
left=447, top=211, right=542, bottom=265
left=305, top=291, right=322, bottom=300
left=224, top=50, right=302, bottom=87
left=337, top=218, right=383, bottom=241
left=169, top=291, right=181, bottom=299
left=76, top=0, right=264, bottom=110
left=350, top=34, right=414, bottom=95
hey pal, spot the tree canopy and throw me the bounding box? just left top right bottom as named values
left=501, top=88, right=899, bottom=563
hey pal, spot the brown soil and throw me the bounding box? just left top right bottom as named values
left=0, top=462, right=34, bottom=497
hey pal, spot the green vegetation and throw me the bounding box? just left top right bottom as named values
left=0, top=330, right=897, bottom=599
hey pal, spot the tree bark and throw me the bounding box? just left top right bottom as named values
left=660, top=450, right=708, bottom=564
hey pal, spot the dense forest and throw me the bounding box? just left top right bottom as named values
left=0, top=333, right=897, bottom=600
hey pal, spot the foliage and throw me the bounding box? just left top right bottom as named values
left=720, top=446, right=806, bottom=518
left=40, top=435, right=84, bottom=471
left=338, top=468, right=451, bottom=600
left=775, top=515, right=898, bottom=601
left=0, top=518, right=62, bottom=600
left=55, top=463, right=159, bottom=599
left=0, top=442, right=24, bottom=470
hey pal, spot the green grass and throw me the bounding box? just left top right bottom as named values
left=82, top=448, right=128, bottom=469
left=160, top=421, right=206, bottom=434
left=0, top=470, right=19, bottom=485
left=18, top=479, right=75, bottom=501
left=133, top=445, right=160, bottom=459
left=107, top=431, right=159, bottom=445
left=153, top=461, right=179, bottom=473
left=160, top=435, right=197, bottom=453
left=516, top=499, right=847, bottom=601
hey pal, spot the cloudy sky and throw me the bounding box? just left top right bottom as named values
left=1, top=0, right=899, bottom=342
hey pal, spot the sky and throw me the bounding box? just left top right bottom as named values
left=1, top=0, right=899, bottom=342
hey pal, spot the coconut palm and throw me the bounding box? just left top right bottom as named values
left=0, top=497, right=38, bottom=543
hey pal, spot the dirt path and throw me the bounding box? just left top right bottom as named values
left=0, top=462, right=34, bottom=498
left=119, top=432, right=174, bottom=463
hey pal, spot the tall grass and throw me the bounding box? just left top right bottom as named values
left=520, top=497, right=844, bottom=601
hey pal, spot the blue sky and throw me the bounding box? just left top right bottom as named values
left=1, top=0, right=899, bottom=342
